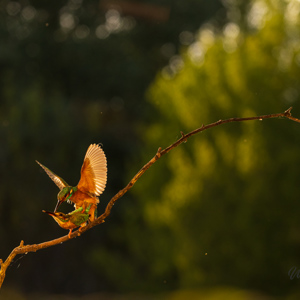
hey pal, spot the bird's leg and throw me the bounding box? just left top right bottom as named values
left=77, top=222, right=88, bottom=236
left=79, top=222, right=87, bottom=232
left=68, top=229, right=73, bottom=238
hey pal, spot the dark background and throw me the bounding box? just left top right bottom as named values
left=1, top=0, right=300, bottom=299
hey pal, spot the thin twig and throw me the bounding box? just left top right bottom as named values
left=0, top=107, right=299, bottom=288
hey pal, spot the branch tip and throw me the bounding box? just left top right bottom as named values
left=284, top=107, right=293, bottom=116
left=19, top=240, right=24, bottom=247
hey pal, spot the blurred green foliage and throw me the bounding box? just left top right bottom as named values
left=1, top=0, right=300, bottom=298
left=121, top=0, right=300, bottom=297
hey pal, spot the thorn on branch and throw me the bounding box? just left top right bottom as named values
left=180, top=131, right=187, bottom=143
left=19, top=240, right=24, bottom=248
left=156, top=147, right=162, bottom=158
left=284, top=107, right=293, bottom=116
left=0, top=259, right=3, bottom=266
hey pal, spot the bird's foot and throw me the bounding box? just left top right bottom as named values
left=68, top=229, right=73, bottom=238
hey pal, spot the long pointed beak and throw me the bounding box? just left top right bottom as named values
left=54, top=200, right=62, bottom=212
left=42, top=210, right=56, bottom=217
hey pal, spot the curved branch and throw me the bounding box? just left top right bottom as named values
left=0, top=107, right=299, bottom=288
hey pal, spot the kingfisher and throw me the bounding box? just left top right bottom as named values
left=43, top=205, right=92, bottom=238
left=37, top=144, right=107, bottom=222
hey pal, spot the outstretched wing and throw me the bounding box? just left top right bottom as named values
left=77, top=144, right=107, bottom=196
left=36, top=160, right=69, bottom=190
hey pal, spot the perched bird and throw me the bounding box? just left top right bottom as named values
left=37, top=144, right=107, bottom=222
left=43, top=205, right=92, bottom=238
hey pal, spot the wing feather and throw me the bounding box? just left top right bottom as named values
left=36, top=160, right=69, bottom=190
left=77, top=144, right=107, bottom=196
